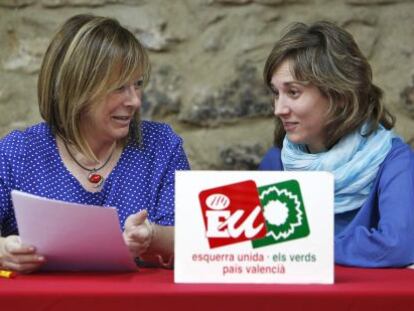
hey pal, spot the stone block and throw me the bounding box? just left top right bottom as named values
left=141, top=65, right=182, bottom=119
left=3, top=38, right=49, bottom=74
left=178, top=63, right=272, bottom=126
left=219, top=143, right=265, bottom=170
left=0, top=0, right=34, bottom=8
left=400, top=75, right=414, bottom=118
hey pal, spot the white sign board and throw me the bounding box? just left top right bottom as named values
left=175, top=171, right=334, bottom=284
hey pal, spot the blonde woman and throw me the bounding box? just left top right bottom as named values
left=259, top=21, right=414, bottom=267
left=0, top=14, right=190, bottom=273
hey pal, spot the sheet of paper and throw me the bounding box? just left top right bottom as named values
left=11, top=190, right=137, bottom=272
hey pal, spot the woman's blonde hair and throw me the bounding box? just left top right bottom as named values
left=263, top=21, right=395, bottom=148
left=38, top=14, right=150, bottom=159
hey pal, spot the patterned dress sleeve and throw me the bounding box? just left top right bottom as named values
left=150, top=125, right=190, bottom=226
left=0, top=131, right=26, bottom=236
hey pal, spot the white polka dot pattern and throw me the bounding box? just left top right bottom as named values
left=0, top=121, right=190, bottom=236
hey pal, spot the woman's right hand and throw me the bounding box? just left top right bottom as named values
left=0, top=235, right=45, bottom=273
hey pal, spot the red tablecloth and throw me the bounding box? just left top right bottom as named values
left=1, top=265, right=414, bottom=311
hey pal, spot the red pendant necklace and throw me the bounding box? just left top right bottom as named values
left=64, top=141, right=115, bottom=188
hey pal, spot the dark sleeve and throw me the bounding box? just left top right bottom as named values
left=151, top=128, right=190, bottom=226
left=258, top=147, right=283, bottom=171
left=335, top=142, right=414, bottom=267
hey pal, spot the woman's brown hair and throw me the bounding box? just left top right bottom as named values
left=38, top=14, right=150, bottom=160
left=263, top=21, right=395, bottom=148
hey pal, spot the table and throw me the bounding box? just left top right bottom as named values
left=1, top=265, right=414, bottom=311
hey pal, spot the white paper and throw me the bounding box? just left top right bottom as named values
left=11, top=190, right=137, bottom=272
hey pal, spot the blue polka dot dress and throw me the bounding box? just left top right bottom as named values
left=0, top=121, right=190, bottom=236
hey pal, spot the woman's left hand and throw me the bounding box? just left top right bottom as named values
left=123, top=210, right=154, bottom=258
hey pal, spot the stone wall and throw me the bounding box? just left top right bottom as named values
left=1, top=0, right=413, bottom=169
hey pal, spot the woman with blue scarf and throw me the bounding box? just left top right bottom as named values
left=259, top=21, right=414, bottom=267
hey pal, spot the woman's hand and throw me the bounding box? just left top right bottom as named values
left=0, top=235, right=45, bottom=273
left=123, top=210, right=154, bottom=258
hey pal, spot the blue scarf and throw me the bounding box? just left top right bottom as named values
left=281, top=124, right=395, bottom=214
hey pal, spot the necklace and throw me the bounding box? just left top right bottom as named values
left=63, top=141, right=115, bottom=188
